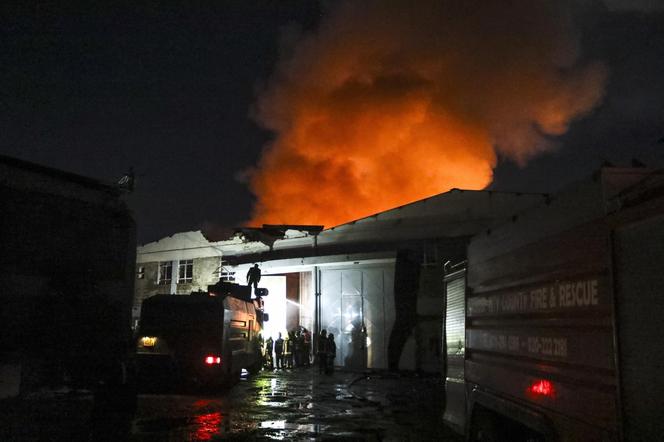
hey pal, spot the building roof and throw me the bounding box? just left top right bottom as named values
left=137, top=187, right=549, bottom=265
left=316, top=188, right=547, bottom=244
left=220, top=188, right=548, bottom=265
left=0, top=153, right=127, bottom=210
left=0, top=154, right=117, bottom=193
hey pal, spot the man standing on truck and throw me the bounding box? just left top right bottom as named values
left=246, top=263, right=261, bottom=295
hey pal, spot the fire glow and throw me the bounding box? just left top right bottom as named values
left=248, top=1, right=606, bottom=227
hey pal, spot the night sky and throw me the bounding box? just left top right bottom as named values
left=2, top=2, right=663, bottom=244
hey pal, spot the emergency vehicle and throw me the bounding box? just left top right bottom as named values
left=135, top=281, right=268, bottom=388
left=443, top=168, right=664, bottom=441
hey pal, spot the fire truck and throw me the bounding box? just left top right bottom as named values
left=0, top=155, right=136, bottom=398
left=443, top=168, right=664, bottom=441
left=135, top=281, right=268, bottom=388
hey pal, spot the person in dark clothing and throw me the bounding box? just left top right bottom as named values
left=246, top=264, right=261, bottom=295
left=284, top=331, right=294, bottom=368
left=294, top=329, right=303, bottom=367
left=317, top=330, right=328, bottom=374
left=274, top=333, right=284, bottom=369
left=265, top=336, right=274, bottom=370
left=326, top=333, right=336, bottom=375
left=303, top=328, right=312, bottom=366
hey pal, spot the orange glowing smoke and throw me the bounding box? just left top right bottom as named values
left=247, top=1, right=607, bottom=228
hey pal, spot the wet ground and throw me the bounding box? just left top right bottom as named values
left=1, top=368, right=462, bottom=441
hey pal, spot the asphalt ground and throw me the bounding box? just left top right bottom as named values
left=1, top=368, right=463, bottom=441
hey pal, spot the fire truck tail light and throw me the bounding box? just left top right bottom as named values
left=205, top=355, right=221, bottom=365
left=529, top=379, right=554, bottom=397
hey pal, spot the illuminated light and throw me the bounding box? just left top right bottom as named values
left=529, top=379, right=554, bottom=397
left=260, top=276, right=287, bottom=340
left=205, top=355, right=222, bottom=365
left=141, top=336, right=157, bottom=347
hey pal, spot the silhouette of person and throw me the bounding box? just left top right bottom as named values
left=265, top=336, right=274, bottom=370
left=326, top=333, right=336, bottom=375
left=284, top=332, right=294, bottom=368
left=345, top=319, right=367, bottom=370
left=317, top=329, right=328, bottom=374
left=303, top=328, right=312, bottom=366
left=274, top=333, right=284, bottom=369
left=247, top=264, right=261, bottom=294
left=294, top=329, right=304, bottom=367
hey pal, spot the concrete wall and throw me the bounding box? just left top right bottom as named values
left=133, top=256, right=221, bottom=325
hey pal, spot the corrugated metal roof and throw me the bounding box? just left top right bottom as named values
left=221, top=189, right=547, bottom=265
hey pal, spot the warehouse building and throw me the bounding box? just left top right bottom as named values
left=135, top=188, right=545, bottom=372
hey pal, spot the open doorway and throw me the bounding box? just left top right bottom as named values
left=259, top=271, right=314, bottom=340
left=260, top=275, right=287, bottom=340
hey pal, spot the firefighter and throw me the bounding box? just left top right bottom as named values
left=274, top=333, right=284, bottom=369
left=284, top=332, right=294, bottom=368
left=294, top=329, right=304, bottom=367
left=246, top=264, right=261, bottom=295
left=303, top=328, right=312, bottom=366
left=326, top=333, right=336, bottom=375
left=264, top=336, right=274, bottom=370
left=317, top=330, right=328, bottom=374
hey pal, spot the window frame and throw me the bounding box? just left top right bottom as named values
left=178, top=259, right=194, bottom=284
left=158, top=261, right=173, bottom=285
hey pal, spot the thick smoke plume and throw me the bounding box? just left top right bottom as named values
left=248, top=1, right=606, bottom=227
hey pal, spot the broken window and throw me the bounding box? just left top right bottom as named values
left=158, top=261, right=172, bottom=285
left=178, top=259, right=193, bottom=283
left=215, top=258, right=236, bottom=282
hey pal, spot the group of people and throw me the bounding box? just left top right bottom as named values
left=249, top=264, right=336, bottom=375
left=262, top=328, right=336, bottom=375
left=263, top=327, right=312, bottom=370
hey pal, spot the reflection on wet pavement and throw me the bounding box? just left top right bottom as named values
left=131, top=369, right=462, bottom=441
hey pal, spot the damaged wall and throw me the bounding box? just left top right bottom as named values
left=134, top=231, right=227, bottom=325
left=133, top=256, right=222, bottom=325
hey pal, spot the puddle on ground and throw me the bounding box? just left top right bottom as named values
left=258, top=420, right=328, bottom=440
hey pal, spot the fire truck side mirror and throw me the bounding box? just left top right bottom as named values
left=255, top=288, right=269, bottom=297
left=263, top=313, right=269, bottom=322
